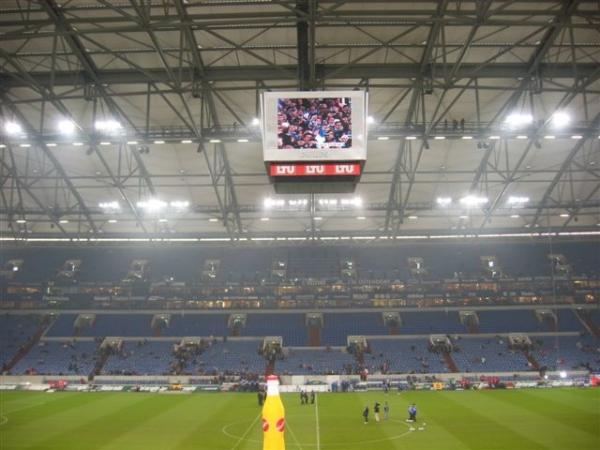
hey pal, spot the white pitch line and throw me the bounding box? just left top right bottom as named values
left=230, top=412, right=261, bottom=450
left=314, top=394, right=321, bottom=450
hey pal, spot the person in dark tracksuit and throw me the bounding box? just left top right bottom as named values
left=363, top=406, right=369, bottom=424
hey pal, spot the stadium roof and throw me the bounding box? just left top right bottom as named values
left=0, top=0, right=599, bottom=241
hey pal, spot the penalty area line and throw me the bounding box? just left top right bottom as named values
left=230, top=412, right=261, bottom=450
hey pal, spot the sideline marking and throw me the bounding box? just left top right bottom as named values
left=314, top=394, right=321, bottom=450
left=229, top=412, right=261, bottom=450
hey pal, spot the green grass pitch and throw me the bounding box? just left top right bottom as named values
left=1, top=388, right=598, bottom=449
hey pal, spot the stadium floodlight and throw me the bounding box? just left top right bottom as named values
left=459, top=195, right=488, bottom=207
left=507, top=196, right=530, bottom=205
left=94, top=119, right=122, bottom=132
left=126, top=140, right=138, bottom=145
left=16, top=219, right=26, bottom=224
left=4, top=121, right=23, bottom=134
left=516, top=135, right=528, bottom=139
left=59, top=219, right=69, bottom=224
left=137, top=199, right=167, bottom=212
left=263, top=198, right=285, bottom=209
left=571, top=135, right=583, bottom=140
left=169, top=200, right=190, bottom=210
left=505, top=113, right=533, bottom=128
left=489, top=136, right=500, bottom=140
left=46, top=143, right=57, bottom=147
left=436, top=197, right=452, bottom=207
left=181, top=140, right=193, bottom=144
left=288, top=199, right=308, bottom=208
left=73, top=142, right=84, bottom=146
left=252, top=117, right=260, bottom=126
left=459, top=215, right=469, bottom=219
left=107, top=219, right=118, bottom=223
left=510, top=214, right=520, bottom=219
left=314, top=217, right=323, bottom=221
left=356, top=216, right=366, bottom=220
left=461, top=136, right=473, bottom=140
left=260, top=217, right=270, bottom=221
left=406, top=136, right=417, bottom=140
left=550, top=112, right=570, bottom=128
left=57, top=119, right=76, bottom=135
left=0, top=144, right=5, bottom=148
left=544, top=135, right=555, bottom=140
left=99, top=142, right=111, bottom=146
left=377, top=136, right=389, bottom=141
left=208, top=218, right=219, bottom=222
left=99, top=201, right=120, bottom=211
left=340, top=197, right=363, bottom=207
left=209, top=139, right=221, bottom=143
left=559, top=371, right=567, bottom=379
left=154, top=140, right=165, bottom=144
left=559, top=213, right=570, bottom=218
left=19, top=143, right=31, bottom=148
left=408, top=215, right=418, bottom=220
left=158, top=218, right=168, bottom=223
left=434, top=136, right=446, bottom=140
left=237, top=138, right=249, bottom=143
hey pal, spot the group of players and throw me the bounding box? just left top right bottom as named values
left=277, top=97, right=352, bottom=149
left=362, top=402, right=418, bottom=424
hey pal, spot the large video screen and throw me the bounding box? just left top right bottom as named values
left=262, top=91, right=367, bottom=162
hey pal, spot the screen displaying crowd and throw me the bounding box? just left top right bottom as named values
left=277, top=97, right=352, bottom=149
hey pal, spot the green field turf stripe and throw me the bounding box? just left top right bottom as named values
left=524, top=388, right=600, bottom=414
left=437, top=391, right=551, bottom=450
left=480, top=389, right=599, bottom=438
left=23, top=394, right=175, bottom=450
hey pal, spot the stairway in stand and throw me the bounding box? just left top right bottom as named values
left=266, top=360, right=275, bottom=376
left=90, top=350, right=110, bottom=379
left=523, top=351, right=540, bottom=370
left=308, top=326, right=321, bottom=346
left=442, top=351, right=459, bottom=372
left=574, top=310, right=600, bottom=337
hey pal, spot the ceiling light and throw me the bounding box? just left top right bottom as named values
left=137, top=199, right=167, bottom=211
left=252, top=118, right=260, bottom=126
left=158, top=218, right=168, bottom=223
left=260, top=217, right=270, bottom=221
left=209, top=139, right=221, bottom=143
left=57, top=119, right=76, bottom=135
left=505, top=113, right=533, bottom=128
left=208, top=218, right=219, bottom=222
left=95, top=119, right=122, bottom=132
left=59, top=219, right=69, bottom=224
left=19, top=143, right=30, bottom=148
left=516, top=135, right=528, bottom=139
left=461, top=136, right=473, bottom=140
left=99, top=141, right=111, bottom=146
left=107, top=219, right=118, bottom=224
left=4, top=121, right=23, bottom=134
left=436, top=197, right=452, bottom=206
left=0, top=144, right=5, bottom=148
left=459, top=215, right=469, bottom=219
left=550, top=112, right=570, bottom=128
left=237, top=138, right=249, bottom=143
left=169, top=200, right=190, bottom=209
left=356, top=216, right=366, bottom=220
left=46, top=143, right=57, bottom=147
left=544, top=135, right=555, bottom=139
left=154, top=140, right=165, bottom=144
left=377, top=136, right=389, bottom=141
left=73, top=142, right=83, bottom=146
left=367, top=116, right=375, bottom=124
left=16, top=219, right=26, bottom=224
left=510, top=214, right=520, bottom=219
left=489, top=136, right=500, bottom=140
left=99, top=201, right=120, bottom=210
left=507, top=196, right=530, bottom=205
left=408, top=215, right=418, bottom=220
left=314, top=217, right=323, bottom=221
left=126, top=140, right=138, bottom=145
left=405, top=136, right=417, bottom=140
left=460, top=195, right=488, bottom=206
left=559, top=213, right=569, bottom=218
left=434, top=136, right=446, bottom=140
left=181, top=140, right=193, bottom=144
left=571, top=135, right=583, bottom=140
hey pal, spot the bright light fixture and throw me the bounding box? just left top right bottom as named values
left=489, top=136, right=500, bottom=140
left=46, top=143, right=57, bottom=147
left=126, top=140, right=138, bottom=145
left=559, top=371, right=567, bottom=379
left=169, top=200, right=190, bottom=209
left=505, top=113, right=533, bottom=128
left=252, top=117, right=260, bottom=126
left=510, top=214, right=520, bottom=219
left=181, top=139, right=193, bottom=144
left=460, top=195, right=488, bottom=206
left=436, top=197, right=452, bottom=206
left=4, top=121, right=23, bottom=134
left=154, top=140, right=165, bottom=144
left=158, top=218, right=168, bottom=223
left=209, top=139, right=221, bottom=143
left=356, top=216, right=366, bottom=220
left=137, top=199, right=167, bottom=211
left=507, top=196, right=530, bottom=205
left=434, top=136, right=446, bottom=140
left=237, top=138, right=249, bottom=143
left=406, top=136, right=417, bottom=140
left=544, top=135, right=555, bottom=140
left=59, top=219, right=69, bottom=224
left=551, top=112, right=570, bottom=128
left=459, top=215, right=469, bottom=219
left=516, top=135, right=528, bottom=139
left=107, top=219, right=118, bottom=224
left=560, top=213, right=570, bottom=218
left=0, top=144, right=5, bottom=148
left=367, top=116, right=375, bottom=124
left=377, top=136, right=389, bottom=141
left=57, top=119, right=76, bottom=135
left=16, top=219, right=26, bottom=224
left=408, top=215, right=418, bottom=220
left=571, top=135, right=583, bottom=140
left=461, top=136, right=473, bottom=140
left=260, top=217, right=270, bottom=221
left=208, top=218, right=219, bottom=222
left=19, top=143, right=30, bottom=148
left=99, top=201, right=120, bottom=210
left=99, top=141, right=111, bottom=146
left=95, top=119, right=122, bottom=132
left=314, top=217, right=323, bottom=221
left=263, top=198, right=285, bottom=208
left=73, top=142, right=83, bottom=146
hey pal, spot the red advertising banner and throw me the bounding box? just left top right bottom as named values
left=269, top=163, right=361, bottom=177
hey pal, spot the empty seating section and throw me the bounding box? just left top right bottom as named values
left=84, top=315, right=154, bottom=337
left=366, top=339, right=447, bottom=374
left=321, top=313, right=388, bottom=346
left=451, top=338, right=528, bottom=373
left=287, top=248, right=339, bottom=279
left=277, top=349, right=355, bottom=375
left=103, top=341, right=175, bottom=375
left=12, top=341, right=98, bottom=376
left=242, top=314, right=307, bottom=346
left=163, top=314, right=229, bottom=337
left=555, top=310, right=584, bottom=331
left=530, top=336, right=600, bottom=372
left=477, top=310, right=542, bottom=333
left=45, top=314, right=78, bottom=337
left=400, top=311, right=465, bottom=334
left=0, top=314, right=41, bottom=367
left=184, top=340, right=264, bottom=375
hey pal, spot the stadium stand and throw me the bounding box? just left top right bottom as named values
left=242, top=314, right=307, bottom=346
left=277, top=348, right=356, bottom=375
left=0, top=314, right=42, bottom=369
left=366, top=339, right=447, bottom=374
left=399, top=311, right=466, bottom=334
left=321, top=313, right=389, bottom=346
left=530, top=335, right=600, bottom=372
left=450, top=337, right=530, bottom=373
left=163, top=314, right=230, bottom=337
left=102, top=341, right=175, bottom=375
left=12, top=340, right=99, bottom=376
left=182, top=339, right=264, bottom=376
